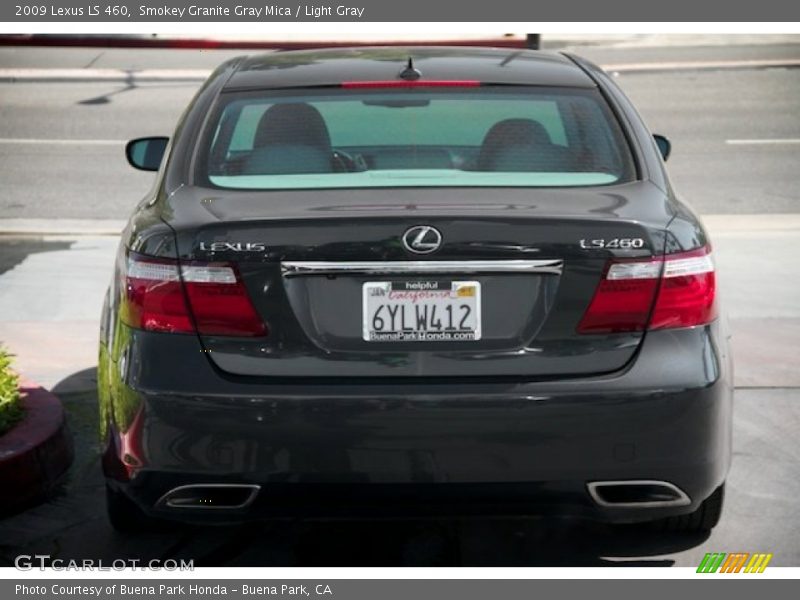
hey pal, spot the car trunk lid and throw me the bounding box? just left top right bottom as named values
left=165, top=183, right=672, bottom=379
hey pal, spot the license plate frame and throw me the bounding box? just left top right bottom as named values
left=362, top=280, right=482, bottom=342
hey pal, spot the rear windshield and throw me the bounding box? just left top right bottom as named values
left=199, top=86, right=636, bottom=190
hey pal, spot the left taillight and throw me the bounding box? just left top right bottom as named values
left=121, top=254, right=267, bottom=337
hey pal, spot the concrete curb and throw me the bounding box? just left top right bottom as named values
left=0, top=68, right=211, bottom=84
left=0, top=34, right=531, bottom=51
left=702, top=214, right=800, bottom=234
left=1, top=58, right=799, bottom=84
left=0, top=218, right=125, bottom=236
left=0, top=383, right=74, bottom=513
left=604, top=58, right=800, bottom=74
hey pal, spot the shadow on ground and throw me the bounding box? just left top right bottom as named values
left=77, top=79, right=198, bottom=105
left=0, top=237, right=73, bottom=276
left=0, top=367, right=709, bottom=567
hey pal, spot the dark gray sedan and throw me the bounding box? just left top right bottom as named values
left=99, top=47, right=731, bottom=533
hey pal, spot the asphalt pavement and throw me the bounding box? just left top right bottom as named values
left=1, top=42, right=799, bottom=218
left=0, top=39, right=799, bottom=567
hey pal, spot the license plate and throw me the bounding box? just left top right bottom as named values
left=362, top=280, right=481, bottom=342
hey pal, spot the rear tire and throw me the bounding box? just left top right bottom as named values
left=650, top=484, right=724, bottom=533
left=106, top=485, right=170, bottom=533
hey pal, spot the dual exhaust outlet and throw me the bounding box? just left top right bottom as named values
left=157, top=484, right=260, bottom=510
left=156, top=480, right=690, bottom=511
left=587, top=480, right=691, bottom=508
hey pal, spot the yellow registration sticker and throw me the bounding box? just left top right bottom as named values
left=456, top=285, right=476, bottom=298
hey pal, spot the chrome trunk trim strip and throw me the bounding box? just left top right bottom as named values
left=281, top=259, right=564, bottom=277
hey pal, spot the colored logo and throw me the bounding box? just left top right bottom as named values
left=697, top=552, right=773, bottom=573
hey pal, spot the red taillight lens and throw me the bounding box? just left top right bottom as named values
left=122, top=257, right=193, bottom=333
left=122, top=254, right=267, bottom=337
left=576, top=259, right=661, bottom=334
left=182, top=263, right=268, bottom=336
left=650, top=248, right=716, bottom=330
left=577, top=246, right=716, bottom=334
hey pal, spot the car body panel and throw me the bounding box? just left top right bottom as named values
left=226, top=47, right=598, bottom=91
left=99, top=47, right=732, bottom=523
left=137, top=182, right=678, bottom=378
left=101, top=321, right=732, bottom=522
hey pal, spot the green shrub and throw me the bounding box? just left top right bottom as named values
left=0, top=347, right=23, bottom=435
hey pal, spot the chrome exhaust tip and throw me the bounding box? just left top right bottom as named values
left=587, top=480, right=691, bottom=508
left=157, top=484, right=260, bottom=510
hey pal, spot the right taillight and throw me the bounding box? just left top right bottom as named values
left=121, top=253, right=267, bottom=337
left=577, top=245, right=716, bottom=334
left=649, top=247, right=716, bottom=330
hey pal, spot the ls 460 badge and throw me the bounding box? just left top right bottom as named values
left=579, top=238, right=646, bottom=249
left=199, top=242, right=267, bottom=252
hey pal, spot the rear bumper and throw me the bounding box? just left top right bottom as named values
left=101, top=322, right=733, bottom=523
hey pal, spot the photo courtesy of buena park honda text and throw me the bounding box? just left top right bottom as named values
left=0, top=0, right=798, bottom=596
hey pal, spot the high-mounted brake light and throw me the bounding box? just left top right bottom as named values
left=340, top=80, right=481, bottom=88
left=577, top=246, right=717, bottom=334
left=121, top=254, right=267, bottom=337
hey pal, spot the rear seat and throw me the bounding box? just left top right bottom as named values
left=369, top=147, right=454, bottom=170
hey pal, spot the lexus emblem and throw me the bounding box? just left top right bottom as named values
left=402, top=225, right=442, bottom=254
